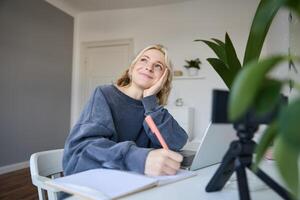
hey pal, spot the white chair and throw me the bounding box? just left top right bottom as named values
left=30, top=149, right=64, bottom=200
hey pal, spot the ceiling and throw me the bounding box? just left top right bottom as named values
left=46, top=0, right=194, bottom=15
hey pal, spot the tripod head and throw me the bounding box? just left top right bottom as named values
left=234, top=122, right=258, bottom=142
left=211, top=89, right=287, bottom=142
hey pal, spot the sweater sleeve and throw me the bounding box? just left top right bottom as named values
left=63, top=87, right=151, bottom=176
left=142, top=95, right=188, bottom=151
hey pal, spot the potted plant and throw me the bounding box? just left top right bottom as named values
left=184, top=58, right=202, bottom=76
left=197, top=0, right=300, bottom=198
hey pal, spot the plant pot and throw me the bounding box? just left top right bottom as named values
left=187, top=68, right=199, bottom=76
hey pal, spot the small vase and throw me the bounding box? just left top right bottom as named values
left=187, top=68, right=199, bottom=76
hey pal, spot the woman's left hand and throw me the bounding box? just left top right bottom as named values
left=143, top=69, right=169, bottom=97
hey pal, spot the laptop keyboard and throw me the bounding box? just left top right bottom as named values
left=179, top=150, right=196, bottom=168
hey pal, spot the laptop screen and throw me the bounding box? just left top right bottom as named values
left=182, top=123, right=237, bottom=171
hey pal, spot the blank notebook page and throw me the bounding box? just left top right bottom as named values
left=49, top=169, right=157, bottom=199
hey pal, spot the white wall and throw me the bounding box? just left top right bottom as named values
left=289, top=12, right=300, bottom=99
left=265, top=8, right=290, bottom=96
left=0, top=0, right=73, bottom=169
left=72, top=0, right=289, bottom=142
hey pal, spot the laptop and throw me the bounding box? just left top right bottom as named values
left=180, top=122, right=237, bottom=171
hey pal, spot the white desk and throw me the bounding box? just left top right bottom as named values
left=63, top=161, right=286, bottom=200
left=120, top=161, right=285, bottom=200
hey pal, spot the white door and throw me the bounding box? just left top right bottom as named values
left=80, top=39, right=133, bottom=108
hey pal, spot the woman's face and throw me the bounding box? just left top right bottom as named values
left=130, top=49, right=166, bottom=89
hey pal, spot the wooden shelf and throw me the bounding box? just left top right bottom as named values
left=173, top=76, right=205, bottom=80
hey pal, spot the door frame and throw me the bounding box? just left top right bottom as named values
left=72, top=38, right=134, bottom=125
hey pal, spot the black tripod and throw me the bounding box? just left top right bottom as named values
left=205, top=122, right=291, bottom=200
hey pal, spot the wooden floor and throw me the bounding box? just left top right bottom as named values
left=0, top=168, right=38, bottom=200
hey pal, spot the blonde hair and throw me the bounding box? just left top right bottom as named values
left=116, top=44, right=173, bottom=105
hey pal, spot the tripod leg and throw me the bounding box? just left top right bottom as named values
left=250, top=167, right=291, bottom=200
left=205, top=159, right=235, bottom=192
left=236, top=159, right=251, bottom=200
left=206, top=142, right=237, bottom=192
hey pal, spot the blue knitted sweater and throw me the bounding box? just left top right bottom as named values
left=63, top=85, right=188, bottom=175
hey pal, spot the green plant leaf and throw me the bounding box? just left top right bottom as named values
left=254, top=79, right=282, bottom=116
left=243, top=0, right=284, bottom=65
left=229, top=55, right=287, bottom=121
left=211, top=38, right=225, bottom=46
left=196, top=39, right=227, bottom=65
left=274, top=137, right=299, bottom=198
left=285, top=0, right=300, bottom=16
left=225, top=33, right=242, bottom=76
left=279, top=98, right=300, bottom=150
left=184, top=58, right=201, bottom=69
left=206, top=58, right=233, bottom=89
left=252, top=121, right=278, bottom=171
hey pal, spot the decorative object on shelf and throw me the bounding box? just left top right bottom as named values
left=184, top=58, right=201, bottom=76
left=173, top=70, right=183, bottom=76
left=175, top=98, right=184, bottom=107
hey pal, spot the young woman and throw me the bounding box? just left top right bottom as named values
left=63, top=44, right=188, bottom=177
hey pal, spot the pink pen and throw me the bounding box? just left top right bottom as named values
left=145, top=115, right=169, bottom=150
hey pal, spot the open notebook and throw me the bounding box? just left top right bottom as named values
left=46, top=169, right=196, bottom=200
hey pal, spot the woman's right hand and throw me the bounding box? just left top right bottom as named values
left=143, top=68, right=169, bottom=98
left=144, top=149, right=183, bottom=176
